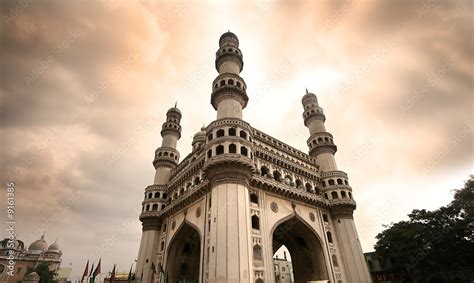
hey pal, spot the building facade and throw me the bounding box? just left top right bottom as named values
left=0, top=235, right=62, bottom=283
left=135, top=32, right=372, bottom=283
left=273, top=252, right=293, bottom=283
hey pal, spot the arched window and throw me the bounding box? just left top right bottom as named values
left=229, top=143, right=237, bottom=153
left=305, top=183, right=312, bottom=192
left=273, top=171, right=282, bottom=181
left=147, top=193, right=152, bottom=199
left=220, top=80, right=225, bottom=86
left=216, top=129, right=224, bottom=137
left=331, top=191, right=338, bottom=199
left=154, top=192, right=160, bottom=198
left=344, top=179, right=349, bottom=185
left=250, top=193, right=258, bottom=205
left=327, top=231, right=333, bottom=243
left=337, top=179, right=343, bottom=185
left=194, top=177, right=200, bottom=185
left=187, top=182, right=192, bottom=189
left=251, top=215, right=260, bottom=230
left=236, top=81, right=241, bottom=88
left=318, top=137, right=323, bottom=143
left=240, top=131, right=247, bottom=139
left=324, top=193, right=329, bottom=199
left=341, top=191, right=347, bottom=198
left=260, top=166, right=269, bottom=177
left=216, top=145, right=224, bottom=155
left=207, top=149, right=212, bottom=158
left=162, top=193, right=167, bottom=199
left=253, top=244, right=262, bottom=261
left=180, top=188, right=185, bottom=195
left=328, top=179, right=335, bottom=186
left=348, top=192, right=353, bottom=199
left=323, top=214, right=329, bottom=222
left=161, top=204, right=166, bottom=210
left=160, top=241, right=164, bottom=251
left=152, top=204, right=158, bottom=211
left=332, top=254, right=339, bottom=267
left=146, top=204, right=150, bottom=211
left=240, top=146, right=248, bottom=156
left=322, top=181, right=326, bottom=188
left=228, top=128, right=236, bottom=136
left=295, top=179, right=303, bottom=189
left=208, top=133, right=213, bottom=141
left=228, top=79, right=234, bottom=85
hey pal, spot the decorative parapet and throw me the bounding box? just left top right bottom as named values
left=251, top=175, right=330, bottom=209
left=140, top=180, right=210, bottom=222
left=252, top=129, right=318, bottom=166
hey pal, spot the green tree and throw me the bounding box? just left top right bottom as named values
left=374, top=175, right=474, bottom=279
left=34, top=262, right=58, bottom=283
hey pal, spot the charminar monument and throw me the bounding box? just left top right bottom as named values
left=134, top=32, right=372, bottom=283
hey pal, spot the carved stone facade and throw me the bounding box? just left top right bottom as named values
left=134, top=32, right=372, bottom=283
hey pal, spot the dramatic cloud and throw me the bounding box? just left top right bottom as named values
left=1, top=0, right=472, bottom=279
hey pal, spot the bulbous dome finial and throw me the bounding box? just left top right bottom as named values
left=219, top=31, right=239, bottom=47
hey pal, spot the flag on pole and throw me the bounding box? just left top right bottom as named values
left=93, top=258, right=101, bottom=280
left=127, top=264, right=133, bottom=283
left=89, top=262, right=94, bottom=283
left=110, top=264, right=116, bottom=282
left=80, top=260, right=89, bottom=283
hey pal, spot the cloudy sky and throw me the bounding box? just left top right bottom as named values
left=1, top=0, right=472, bottom=279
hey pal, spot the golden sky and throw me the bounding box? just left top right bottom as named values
left=1, top=0, right=473, bottom=278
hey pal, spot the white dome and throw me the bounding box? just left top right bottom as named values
left=28, top=235, right=48, bottom=252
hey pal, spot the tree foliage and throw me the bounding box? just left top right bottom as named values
left=34, top=262, right=58, bottom=283
left=374, top=175, right=474, bottom=277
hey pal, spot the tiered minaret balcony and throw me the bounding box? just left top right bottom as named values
left=203, top=119, right=255, bottom=186
left=153, top=147, right=180, bottom=168
left=307, top=132, right=337, bottom=156
left=211, top=73, right=248, bottom=110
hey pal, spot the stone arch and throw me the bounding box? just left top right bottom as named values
left=165, top=221, right=202, bottom=283
left=229, top=143, right=237, bottom=153
left=250, top=192, right=259, bottom=205
left=216, top=129, right=224, bottom=138
left=260, top=166, right=269, bottom=177
left=216, top=145, right=224, bottom=155
left=271, top=214, right=329, bottom=282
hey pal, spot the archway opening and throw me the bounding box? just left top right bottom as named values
left=272, top=216, right=328, bottom=282
left=166, top=223, right=201, bottom=283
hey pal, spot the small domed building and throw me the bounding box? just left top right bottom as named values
left=0, top=235, right=62, bottom=282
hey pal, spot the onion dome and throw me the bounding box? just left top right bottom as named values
left=48, top=240, right=60, bottom=252
left=219, top=31, right=239, bottom=47
left=301, top=88, right=318, bottom=106
left=28, top=235, right=48, bottom=252
left=192, top=127, right=206, bottom=150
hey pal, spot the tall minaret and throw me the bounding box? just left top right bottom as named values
left=211, top=31, right=248, bottom=119
left=136, top=105, right=182, bottom=282
left=203, top=31, right=255, bottom=282
left=302, top=90, right=372, bottom=282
